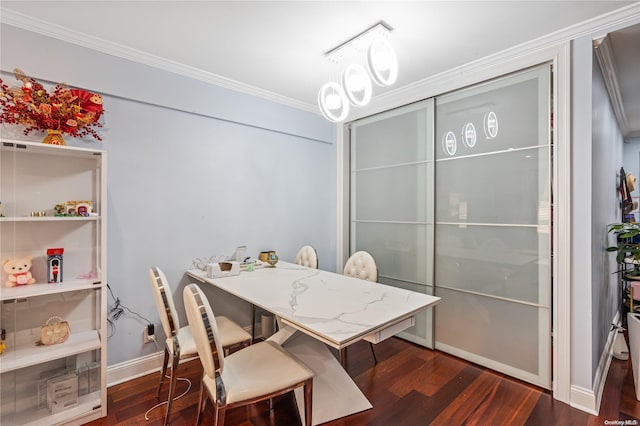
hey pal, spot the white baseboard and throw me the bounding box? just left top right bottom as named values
left=106, top=324, right=256, bottom=387
left=107, top=351, right=164, bottom=387
left=570, top=384, right=598, bottom=415
left=570, top=312, right=620, bottom=415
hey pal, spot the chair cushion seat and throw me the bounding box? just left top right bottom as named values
left=167, top=317, right=250, bottom=359
left=166, top=326, right=198, bottom=359
left=204, top=340, right=313, bottom=404
left=216, top=315, right=252, bottom=347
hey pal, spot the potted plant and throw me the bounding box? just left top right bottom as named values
left=608, top=222, right=640, bottom=278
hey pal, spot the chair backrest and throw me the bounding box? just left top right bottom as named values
left=183, top=284, right=225, bottom=390
left=149, top=267, right=181, bottom=338
left=295, top=245, right=318, bottom=269
left=343, top=251, right=378, bottom=282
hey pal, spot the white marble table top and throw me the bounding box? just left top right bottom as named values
left=186, top=262, right=440, bottom=349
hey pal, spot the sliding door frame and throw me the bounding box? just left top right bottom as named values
left=336, top=42, right=570, bottom=403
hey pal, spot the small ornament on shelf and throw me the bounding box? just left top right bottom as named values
left=47, top=248, right=64, bottom=283
left=54, top=203, right=65, bottom=216
left=76, top=201, right=93, bottom=216
left=2, top=255, right=36, bottom=287
left=53, top=200, right=94, bottom=217
left=64, top=201, right=77, bottom=216
left=37, top=316, right=71, bottom=346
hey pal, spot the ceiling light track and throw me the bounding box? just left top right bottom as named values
left=324, top=21, right=394, bottom=59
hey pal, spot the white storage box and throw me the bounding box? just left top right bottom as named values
left=206, top=261, right=240, bottom=278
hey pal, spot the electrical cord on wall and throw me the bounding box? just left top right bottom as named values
left=107, top=282, right=186, bottom=421
left=144, top=376, right=192, bottom=421
left=107, top=283, right=153, bottom=340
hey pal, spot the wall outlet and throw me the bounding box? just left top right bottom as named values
left=143, top=324, right=155, bottom=344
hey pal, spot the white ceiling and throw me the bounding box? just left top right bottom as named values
left=1, top=1, right=638, bottom=124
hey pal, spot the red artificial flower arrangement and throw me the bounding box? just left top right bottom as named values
left=0, top=69, right=104, bottom=141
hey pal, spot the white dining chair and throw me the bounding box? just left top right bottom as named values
left=149, top=267, right=251, bottom=425
left=343, top=251, right=379, bottom=364
left=343, top=250, right=378, bottom=283
left=294, top=245, right=319, bottom=269
left=183, top=283, right=314, bottom=426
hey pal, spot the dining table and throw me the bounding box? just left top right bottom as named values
left=186, top=261, right=441, bottom=425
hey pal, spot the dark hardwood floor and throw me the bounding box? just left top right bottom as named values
left=86, top=337, right=640, bottom=425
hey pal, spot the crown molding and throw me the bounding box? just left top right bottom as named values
left=593, top=35, right=630, bottom=137
left=3, top=3, right=640, bottom=122
left=0, top=8, right=320, bottom=115
left=348, top=2, right=640, bottom=122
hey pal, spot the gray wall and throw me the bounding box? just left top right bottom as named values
left=571, top=26, right=629, bottom=390
left=1, top=24, right=337, bottom=366
left=571, top=34, right=596, bottom=391
left=591, top=52, right=624, bottom=380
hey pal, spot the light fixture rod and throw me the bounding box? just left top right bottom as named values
left=324, top=20, right=394, bottom=58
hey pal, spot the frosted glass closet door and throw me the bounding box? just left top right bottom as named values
left=434, top=65, right=552, bottom=388
left=350, top=99, right=435, bottom=347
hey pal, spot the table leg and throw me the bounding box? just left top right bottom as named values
left=251, top=304, right=256, bottom=342
left=286, top=332, right=372, bottom=425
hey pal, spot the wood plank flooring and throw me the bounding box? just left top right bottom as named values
left=86, top=337, right=640, bottom=425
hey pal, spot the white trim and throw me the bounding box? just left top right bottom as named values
left=570, top=385, right=599, bottom=416
left=593, top=35, right=630, bottom=137
left=335, top=125, right=349, bottom=272
left=569, top=311, right=619, bottom=415
left=0, top=9, right=319, bottom=115
left=106, top=351, right=164, bottom=388
left=554, top=41, right=572, bottom=405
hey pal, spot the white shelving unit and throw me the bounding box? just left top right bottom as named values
left=0, top=139, right=107, bottom=425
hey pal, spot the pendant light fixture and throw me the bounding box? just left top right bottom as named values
left=342, top=63, right=373, bottom=106
left=368, top=37, right=398, bottom=87
left=318, top=82, right=350, bottom=122
left=318, top=21, right=398, bottom=123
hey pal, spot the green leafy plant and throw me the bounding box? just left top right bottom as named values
left=607, top=223, right=640, bottom=276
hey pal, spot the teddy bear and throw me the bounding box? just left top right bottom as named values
left=3, top=256, right=36, bottom=287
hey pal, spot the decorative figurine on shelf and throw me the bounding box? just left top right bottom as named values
left=0, top=200, right=4, bottom=217
left=2, top=256, right=36, bottom=287
left=76, top=201, right=93, bottom=217
left=53, top=200, right=94, bottom=217
left=65, top=201, right=77, bottom=216
left=47, top=248, right=64, bottom=283
left=54, top=203, right=66, bottom=216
